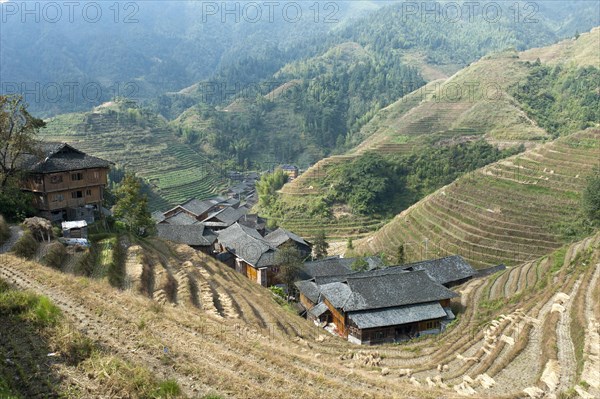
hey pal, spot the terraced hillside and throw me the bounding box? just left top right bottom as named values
left=1, top=225, right=598, bottom=398
left=278, top=28, right=599, bottom=248
left=41, top=102, right=226, bottom=210
left=356, top=129, right=600, bottom=268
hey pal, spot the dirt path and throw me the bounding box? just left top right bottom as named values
left=0, top=226, right=23, bottom=254
left=555, top=279, right=581, bottom=392
left=580, top=262, right=600, bottom=398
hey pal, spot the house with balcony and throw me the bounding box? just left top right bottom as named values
left=20, top=143, right=111, bottom=223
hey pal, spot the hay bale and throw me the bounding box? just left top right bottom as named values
left=476, top=373, right=495, bottom=389
left=523, top=387, right=545, bottom=398
left=555, top=292, right=570, bottom=304
left=540, top=359, right=560, bottom=391
left=551, top=303, right=565, bottom=313
left=500, top=335, right=515, bottom=346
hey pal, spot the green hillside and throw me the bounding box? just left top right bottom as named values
left=274, top=28, right=599, bottom=245
left=40, top=100, right=226, bottom=211
left=356, top=129, right=600, bottom=268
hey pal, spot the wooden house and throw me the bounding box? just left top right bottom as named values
left=318, top=271, right=458, bottom=345
left=264, top=228, right=312, bottom=258
left=162, top=198, right=224, bottom=222
left=156, top=224, right=217, bottom=254
left=216, top=223, right=279, bottom=286
left=20, top=143, right=110, bottom=222
left=201, top=206, right=248, bottom=232
left=280, top=165, right=299, bottom=180
left=61, top=220, right=88, bottom=239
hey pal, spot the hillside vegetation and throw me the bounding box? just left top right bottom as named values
left=1, top=225, right=599, bottom=398
left=356, top=129, right=600, bottom=268
left=276, top=28, right=600, bottom=245
left=41, top=100, right=226, bottom=210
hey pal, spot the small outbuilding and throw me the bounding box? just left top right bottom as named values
left=61, top=220, right=88, bottom=239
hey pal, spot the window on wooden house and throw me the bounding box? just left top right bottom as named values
left=71, top=172, right=83, bottom=181
left=86, top=189, right=92, bottom=197
left=50, top=175, right=63, bottom=184
left=71, top=191, right=83, bottom=199
left=33, top=175, right=43, bottom=184
left=52, top=194, right=64, bottom=202
left=91, top=171, right=100, bottom=181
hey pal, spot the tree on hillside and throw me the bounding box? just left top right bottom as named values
left=347, top=237, right=354, bottom=250
left=0, top=95, right=45, bottom=220
left=256, top=168, right=288, bottom=209
left=582, top=167, right=600, bottom=226
left=397, top=244, right=406, bottom=265
left=351, top=257, right=369, bottom=272
left=313, top=230, right=329, bottom=259
left=0, top=95, right=45, bottom=188
left=275, top=243, right=304, bottom=301
left=113, top=173, right=156, bottom=237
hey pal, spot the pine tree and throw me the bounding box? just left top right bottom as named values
left=313, top=230, right=329, bottom=259
left=113, top=173, right=156, bottom=237
left=397, top=244, right=406, bottom=265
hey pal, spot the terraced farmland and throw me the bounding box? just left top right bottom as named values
left=356, top=129, right=600, bottom=268
left=1, top=225, right=598, bottom=398
left=41, top=105, right=226, bottom=210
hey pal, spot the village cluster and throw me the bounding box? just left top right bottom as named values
left=19, top=142, right=483, bottom=345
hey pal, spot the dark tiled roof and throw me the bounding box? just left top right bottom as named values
left=294, top=280, right=321, bottom=304
left=151, top=211, right=166, bottom=223
left=161, top=211, right=199, bottom=226
left=157, top=224, right=217, bottom=246
left=318, top=271, right=457, bottom=312
left=238, top=214, right=266, bottom=231
left=264, top=228, right=310, bottom=248
left=343, top=271, right=458, bottom=311
left=20, top=143, right=110, bottom=173
left=318, top=282, right=353, bottom=309
left=400, top=255, right=476, bottom=285
left=203, top=206, right=247, bottom=226
left=348, top=302, right=447, bottom=329
left=217, top=223, right=276, bottom=268
left=300, top=256, right=386, bottom=281
left=180, top=198, right=218, bottom=217
left=308, top=302, right=329, bottom=318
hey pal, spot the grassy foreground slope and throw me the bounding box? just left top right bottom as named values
left=356, top=129, right=600, bottom=268
left=1, top=228, right=599, bottom=398
left=41, top=101, right=226, bottom=211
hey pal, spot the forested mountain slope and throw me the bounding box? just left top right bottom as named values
left=273, top=28, right=598, bottom=244
left=164, top=2, right=599, bottom=168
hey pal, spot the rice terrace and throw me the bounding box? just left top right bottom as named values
left=0, top=1, right=599, bottom=398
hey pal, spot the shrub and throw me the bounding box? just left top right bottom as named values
left=154, top=379, right=182, bottom=398
left=107, top=238, right=126, bottom=288
left=12, top=230, right=39, bottom=259
left=0, top=215, right=10, bottom=245
left=43, top=242, right=67, bottom=269
left=74, top=248, right=96, bottom=277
